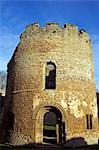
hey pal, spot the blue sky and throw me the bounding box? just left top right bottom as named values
left=0, top=0, right=99, bottom=90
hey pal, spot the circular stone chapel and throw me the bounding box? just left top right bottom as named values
left=4, top=23, right=99, bottom=146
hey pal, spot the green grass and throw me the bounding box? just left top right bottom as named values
left=0, top=144, right=12, bottom=150
left=43, top=125, right=56, bottom=130
left=0, top=143, right=12, bottom=147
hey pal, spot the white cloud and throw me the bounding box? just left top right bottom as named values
left=0, top=56, right=8, bottom=71
left=0, top=26, right=19, bottom=71
left=0, top=33, right=19, bottom=51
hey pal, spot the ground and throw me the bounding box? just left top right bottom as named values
left=0, top=143, right=99, bottom=150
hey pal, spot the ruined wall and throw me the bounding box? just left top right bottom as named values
left=5, top=23, right=98, bottom=145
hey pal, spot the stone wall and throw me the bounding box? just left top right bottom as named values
left=4, top=23, right=99, bottom=146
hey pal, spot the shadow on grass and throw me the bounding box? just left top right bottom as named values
left=0, top=143, right=99, bottom=150
left=0, top=143, right=36, bottom=149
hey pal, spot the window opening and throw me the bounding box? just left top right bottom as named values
left=86, top=114, right=92, bottom=129
left=45, top=61, right=56, bottom=89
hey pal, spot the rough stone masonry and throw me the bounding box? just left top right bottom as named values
left=3, top=22, right=99, bottom=146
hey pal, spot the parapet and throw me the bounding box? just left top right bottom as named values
left=19, top=22, right=91, bottom=52
left=21, top=22, right=89, bottom=38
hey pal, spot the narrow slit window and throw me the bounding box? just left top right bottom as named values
left=90, top=115, right=92, bottom=129
left=86, top=114, right=92, bottom=129
left=45, top=61, right=56, bottom=89
left=86, top=115, right=89, bottom=129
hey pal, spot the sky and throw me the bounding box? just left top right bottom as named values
left=0, top=0, right=99, bottom=90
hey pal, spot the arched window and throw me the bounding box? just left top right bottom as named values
left=45, top=61, right=56, bottom=89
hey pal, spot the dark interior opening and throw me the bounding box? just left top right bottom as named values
left=43, top=106, right=65, bottom=144
left=86, top=114, right=92, bottom=129
left=45, top=61, right=56, bottom=89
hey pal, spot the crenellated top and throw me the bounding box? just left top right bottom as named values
left=20, top=22, right=90, bottom=43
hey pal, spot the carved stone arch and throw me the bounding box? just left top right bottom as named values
left=33, top=102, right=66, bottom=122
left=33, top=102, right=66, bottom=143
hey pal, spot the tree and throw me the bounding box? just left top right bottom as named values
left=0, top=71, right=7, bottom=91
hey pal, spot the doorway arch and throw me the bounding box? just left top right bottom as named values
left=34, top=104, right=66, bottom=144
left=43, top=106, right=65, bottom=144
left=43, top=111, right=57, bottom=144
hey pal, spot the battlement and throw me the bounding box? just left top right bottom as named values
left=25, top=22, right=81, bottom=31
left=20, top=22, right=89, bottom=41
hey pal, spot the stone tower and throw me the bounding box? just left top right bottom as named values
left=4, top=23, right=98, bottom=146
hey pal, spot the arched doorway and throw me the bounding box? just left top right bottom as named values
left=43, top=106, right=65, bottom=144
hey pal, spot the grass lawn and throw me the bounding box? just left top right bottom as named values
left=43, top=125, right=56, bottom=130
